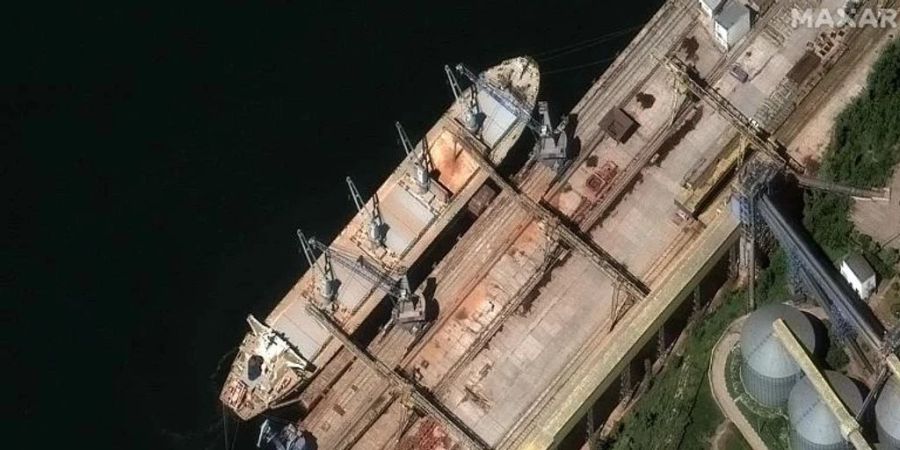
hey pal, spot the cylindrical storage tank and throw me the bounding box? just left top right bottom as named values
left=740, top=303, right=819, bottom=407
left=876, top=377, right=900, bottom=449
left=788, top=370, right=864, bottom=450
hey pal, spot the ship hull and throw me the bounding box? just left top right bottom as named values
left=221, top=57, right=539, bottom=420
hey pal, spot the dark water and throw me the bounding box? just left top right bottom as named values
left=10, top=1, right=662, bottom=448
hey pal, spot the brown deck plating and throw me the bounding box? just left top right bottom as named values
left=224, top=0, right=889, bottom=446
left=220, top=57, right=540, bottom=421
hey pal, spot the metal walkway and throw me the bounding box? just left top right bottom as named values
left=757, top=194, right=885, bottom=350
left=796, top=176, right=891, bottom=201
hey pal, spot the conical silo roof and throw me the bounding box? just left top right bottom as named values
left=740, top=303, right=817, bottom=380
left=876, top=377, right=900, bottom=449
left=788, top=370, right=864, bottom=449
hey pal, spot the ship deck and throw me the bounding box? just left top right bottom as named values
left=265, top=57, right=541, bottom=367
left=226, top=0, right=877, bottom=442
left=300, top=0, right=703, bottom=444
left=220, top=57, right=541, bottom=421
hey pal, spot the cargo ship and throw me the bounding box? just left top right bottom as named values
left=220, top=56, right=540, bottom=421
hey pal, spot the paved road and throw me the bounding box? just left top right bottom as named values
left=708, top=321, right=769, bottom=450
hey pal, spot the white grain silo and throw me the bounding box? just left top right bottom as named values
left=876, top=377, right=900, bottom=449
left=788, top=370, right=864, bottom=450
left=740, top=303, right=820, bottom=407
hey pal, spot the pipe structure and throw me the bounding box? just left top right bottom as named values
left=757, top=194, right=885, bottom=350
left=773, top=319, right=871, bottom=450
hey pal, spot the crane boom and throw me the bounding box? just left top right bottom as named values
left=347, top=176, right=368, bottom=214
left=296, top=228, right=337, bottom=301
left=297, top=228, right=318, bottom=269
left=396, top=121, right=431, bottom=192
left=396, top=121, right=416, bottom=158
left=308, top=238, right=408, bottom=302
left=455, top=63, right=543, bottom=133
left=445, top=64, right=483, bottom=133
left=445, top=64, right=464, bottom=101
left=346, top=176, right=387, bottom=247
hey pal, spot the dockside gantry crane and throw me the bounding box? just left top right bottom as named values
left=346, top=176, right=387, bottom=248
left=396, top=121, right=432, bottom=194
left=661, top=54, right=802, bottom=173
left=454, top=63, right=570, bottom=169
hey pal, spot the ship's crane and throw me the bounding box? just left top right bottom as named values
left=444, top=64, right=483, bottom=133
left=396, top=121, right=432, bottom=193
left=306, top=236, right=427, bottom=325
left=455, top=63, right=541, bottom=131
left=308, top=237, right=399, bottom=298
left=346, top=176, right=387, bottom=248
left=257, top=419, right=309, bottom=450
left=533, top=101, right=570, bottom=169
left=454, top=63, right=570, bottom=168
left=297, top=228, right=337, bottom=302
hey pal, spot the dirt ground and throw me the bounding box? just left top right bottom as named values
left=852, top=167, right=900, bottom=250
left=786, top=33, right=895, bottom=166
left=784, top=32, right=899, bottom=250
left=710, top=420, right=731, bottom=450
left=711, top=421, right=751, bottom=450
left=870, top=276, right=900, bottom=328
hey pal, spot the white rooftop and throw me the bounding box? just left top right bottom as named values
left=842, top=253, right=875, bottom=281
left=701, top=0, right=724, bottom=12
left=715, top=0, right=751, bottom=29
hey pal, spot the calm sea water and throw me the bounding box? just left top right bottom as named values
left=11, top=1, right=662, bottom=448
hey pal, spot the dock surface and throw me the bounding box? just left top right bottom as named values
left=220, top=0, right=891, bottom=444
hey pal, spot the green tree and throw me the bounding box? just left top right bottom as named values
left=804, top=39, right=900, bottom=278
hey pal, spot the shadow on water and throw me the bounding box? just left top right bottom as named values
left=11, top=1, right=669, bottom=448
